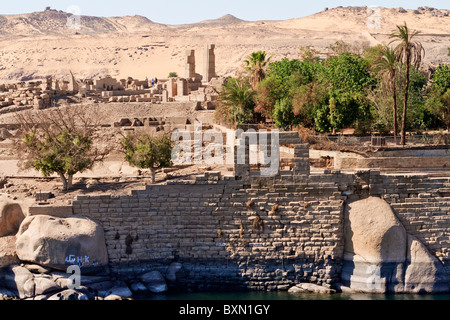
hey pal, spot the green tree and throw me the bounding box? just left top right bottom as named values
left=17, top=107, right=107, bottom=191
left=299, top=46, right=321, bottom=63
left=317, top=52, right=374, bottom=133
left=255, top=58, right=322, bottom=122
left=273, top=98, right=298, bottom=130
left=390, top=22, right=425, bottom=145
left=254, top=77, right=278, bottom=119
left=441, top=90, right=450, bottom=130
left=244, top=51, right=273, bottom=89
left=217, top=78, right=257, bottom=128
left=425, top=64, right=450, bottom=130
left=292, top=81, right=327, bottom=129
left=373, top=46, right=400, bottom=142
left=319, top=52, right=373, bottom=93
left=362, top=44, right=385, bottom=66
left=432, top=64, right=450, bottom=94
left=122, top=133, right=173, bottom=183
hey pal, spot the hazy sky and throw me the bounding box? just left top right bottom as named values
left=1, top=0, right=448, bottom=24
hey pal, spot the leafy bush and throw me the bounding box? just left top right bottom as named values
left=273, top=98, right=297, bottom=130
left=16, top=107, right=107, bottom=191
left=216, top=78, right=256, bottom=127
left=122, top=133, right=173, bottom=183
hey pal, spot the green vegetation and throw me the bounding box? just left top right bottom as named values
left=216, top=78, right=257, bottom=128
left=215, top=22, right=450, bottom=141
left=243, top=51, right=273, bottom=90
left=372, top=46, right=399, bottom=142
left=17, top=107, right=107, bottom=191
left=425, top=64, right=450, bottom=130
left=389, top=22, right=425, bottom=145
left=122, top=133, right=174, bottom=183
left=168, top=72, right=178, bottom=78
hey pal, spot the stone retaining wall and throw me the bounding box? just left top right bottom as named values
left=333, top=147, right=450, bottom=170
left=72, top=175, right=344, bottom=290
left=67, top=132, right=450, bottom=290
left=71, top=169, right=450, bottom=290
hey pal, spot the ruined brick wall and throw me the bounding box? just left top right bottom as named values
left=70, top=129, right=449, bottom=290
left=72, top=173, right=345, bottom=290
left=71, top=170, right=450, bottom=291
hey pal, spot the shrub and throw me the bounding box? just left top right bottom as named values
left=16, top=107, right=107, bottom=191
left=122, top=133, right=174, bottom=183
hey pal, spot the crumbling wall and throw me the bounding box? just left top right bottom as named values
left=71, top=170, right=450, bottom=290
left=70, top=132, right=450, bottom=291
left=72, top=174, right=345, bottom=290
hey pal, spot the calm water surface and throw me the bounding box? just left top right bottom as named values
left=137, top=291, right=450, bottom=301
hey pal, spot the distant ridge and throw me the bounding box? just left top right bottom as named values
left=0, top=5, right=448, bottom=83
left=1, top=6, right=449, bottom=37
left=196, top=14, right=246, bottom=26
left=0, top=8, right=166, bottom=36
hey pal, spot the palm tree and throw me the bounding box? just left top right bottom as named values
left=243, top=51, right=273, bottom=90
left=218, top=78, right=257, bottom=128
left=389, top=22, right=425, bottom=145
left=374, top=46, right=400, bottom=144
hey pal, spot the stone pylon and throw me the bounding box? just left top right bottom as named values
left=185, top=50, right=196, bottom=79
left=203, top=44, right=215, bottom=83
left=68, top=71, right=79, bottom=92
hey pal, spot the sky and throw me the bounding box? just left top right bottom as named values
left=1, top=0, right=449, bottom=25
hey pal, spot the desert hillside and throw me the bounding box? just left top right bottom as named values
left=0, top=6, right=448, bottom=83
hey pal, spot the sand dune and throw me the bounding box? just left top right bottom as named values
left=0, top=6, right=448, bottom=83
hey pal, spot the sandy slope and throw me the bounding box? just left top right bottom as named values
left=0, top=6, right=448, bottom=83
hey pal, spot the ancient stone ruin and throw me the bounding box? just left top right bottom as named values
left=0, top=129, right=449, bottom=300
left=0, top=44, right=220, bottom=116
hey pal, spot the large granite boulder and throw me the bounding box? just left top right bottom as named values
left=105, top=281, right=133, bottom=299
left=0, top=197, right=25, bottom=237
left=0, top=236, right=19, bottom=268
left=342, top=197, right=407, bottom=293
left=1, top=265, right=35, bottom=299
left=404, top=235, right=449, bottom=293
left=141, top=271, right=168, bottom=293
left=15, top=215, right=108, bottom=274
left=47, top=289, right=89, bottom=301
left=344, top=196, right=407, bottom=263
left=342, top=197, right=449, bottom=293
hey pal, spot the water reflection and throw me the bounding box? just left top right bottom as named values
left=136, top=291, right=450, bottom=301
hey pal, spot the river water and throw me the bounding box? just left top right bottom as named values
left=130, top=291, right=449, bottom=319
left=136, top=291, right=450, bottom=301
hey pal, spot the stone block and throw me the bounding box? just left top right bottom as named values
left=28, top=205, right=73, bottom=218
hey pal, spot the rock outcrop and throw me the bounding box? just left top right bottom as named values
left=288, top=283, right=336, bottom=294
left=0, top=236, right=19, bottom=268
left=0, top=263, right=177, bottom=300
left=342, top=197, right=449, bottom=293
left=2, top=265, right=36, bottom=299
left=404, top=235, right=449, bottom=293
left=0, top=197, right=25, bottom=237
left=0, top=211, right=182, bottom=300
left=140, top=271, right=168, bottom=293
left=15, top=215, right=108, bottom=273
